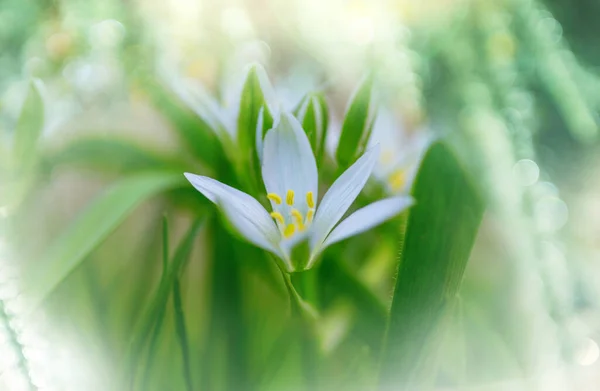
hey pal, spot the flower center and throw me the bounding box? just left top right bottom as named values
left=268, top=190, right=315, bottom=239
left=388, top=169, right=406, bottom=191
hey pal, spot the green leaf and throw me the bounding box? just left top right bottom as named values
left=128, top=219, right=202, bottom=389
left=237, top=64, right=274, bottom=191
left=319, top=255, right=387, bottom=351
left=336, top=76, right=376, bottom=170
left=296, top=93, right=329, bottom=166
left=43, top=137, right=188, bottom=174
left=140, top=216, right=171, bottom=390
left=21, top=172, right=186, bottom=312
left=378, top=142, right=485, bottom=389
left=173, top=277, right=194, bottom=391
left=13, top=80, right=44, bottom=170
left=146, top=78, right=224, bottom=168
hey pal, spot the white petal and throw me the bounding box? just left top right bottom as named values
left=322, top=196, right=414, bottom=249
left=309, top=145, right=380, bottom=251
left=261, top=112, right=318, bottom=214
left=184, top=173, right=282, bottom=256
left=161, top=69, right=232, bottom=138
left=256, top=107, right=265, bottom=163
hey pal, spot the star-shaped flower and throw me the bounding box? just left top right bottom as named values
left=185, top=112, right=413, bottom=272
left=369, top=109, right=431, bottom=194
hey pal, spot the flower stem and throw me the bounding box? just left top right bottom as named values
left=276, top=267, right=320, bottom=390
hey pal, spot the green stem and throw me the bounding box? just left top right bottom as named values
left=276, top=266, right=320, bottom=391
left=173, top=277, right=194, bottom=391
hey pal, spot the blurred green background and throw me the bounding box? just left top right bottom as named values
left=1, top=0, right=600, bottom=390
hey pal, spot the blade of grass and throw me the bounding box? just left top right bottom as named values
left=319, top=255, right=387, bottom=352
left=145, top=78, right=224, bottom=168
left=378, top=142, right=485, bottom=390
left=173, top=277, right=194, bottom=391
left=335, top=75, right=375, bottom=170
left=126, top=218, right=202, bottom=389
left=42, top=137, right=188, bottom=174
left=13, top=80, right=44, bottom=171
left=140, top=216, right=171, bottom=390
left=201, top=220, right=248, bottom=391
left=161, top=215, right=169, bottom=279
left=237, top=65, right=274, bottom=193
left=21, top=171, right=185, bottom=313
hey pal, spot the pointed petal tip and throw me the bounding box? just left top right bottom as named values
left=183, top=172, right=203, bottom=183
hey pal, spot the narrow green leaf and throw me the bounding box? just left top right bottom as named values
left=128, top=219, right=202, bottom=388
left=43, top=137, right=188, bottom=174
left=14, top=80, right=44, bottom=170
left=319, top=255, right=387, bottom=351
left=173, top=277, right=194, bottom=391
left=161, top=215, right=169, bottom=276
left=336, top=76, right=376, bottom=170
left=146, top=79, right=224, bottom=168
left=21, top=172, right=185, bottom=312
left=202, top=220, right=249, bottom=391
left=313, top=93, right=330, bottom=162
left=140, top=215, right=171, bottom=390
left=378, top=142, right=485, bottom=389
left=296, top=93, right=329, bottom=165
left=237, top=65, right=274, bottom=190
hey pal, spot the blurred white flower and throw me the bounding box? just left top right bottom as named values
left=368, top=109, right=431, bottom=194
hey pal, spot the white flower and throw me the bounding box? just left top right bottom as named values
left=369, top=109, right=431, bottom=194
left=185, top=112, right=413, bottom=272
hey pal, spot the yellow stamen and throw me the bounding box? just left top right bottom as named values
left=306, top=191, right=315, bottom=209
left=388, top=169, right=406, bottom=191
left=270, top=212, right=284, bottom=225
left=291, top=209, right=303, bottom=223
left=291, top=209, right=305, bottom=231
left=267, top=193, right=282, bottom=204
left=284, top=223, right=296, bottom=238
left=286, top=190, right=295, bottom=205
left=306, top=209, right=315, bottom=223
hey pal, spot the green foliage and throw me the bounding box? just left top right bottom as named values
left=21, top=172, right=185, bottom=312
left=378, top=142, right=485, bottom=389
left=13, top=80, right=44, bottom=171
left=336, top=76, right=376, bottom=170
left=6, top=2, right=594, bottom=387
left=43, top=137, right=188, bottom=174
left=296, top=92, right=329, bottom=166
left=172, top=277, right=194, bottom=391
left=128, top=219, right=202, bottom=389
left=201, top=220, right=249, bottom=391
left=145, top=78, right=224, bottom=169
left=237, top=64, right=274, bottom=191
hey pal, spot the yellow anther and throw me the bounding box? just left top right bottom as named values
left=270, top=212, right=284, bottom=225
left=267, top=193, right=282, bottom=205
left=291, top=209, right=303, bottom=223
left=283, top=223, right=296, bottom=238
left=306, top=209, right=315, bottom=223
left=291, top=209, right=305, bottom=231
left=286, top=190, right=295, bottom=205
left=306, top=191, right=315, bottom=209
left=388, top=169, right=406, bottom=191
